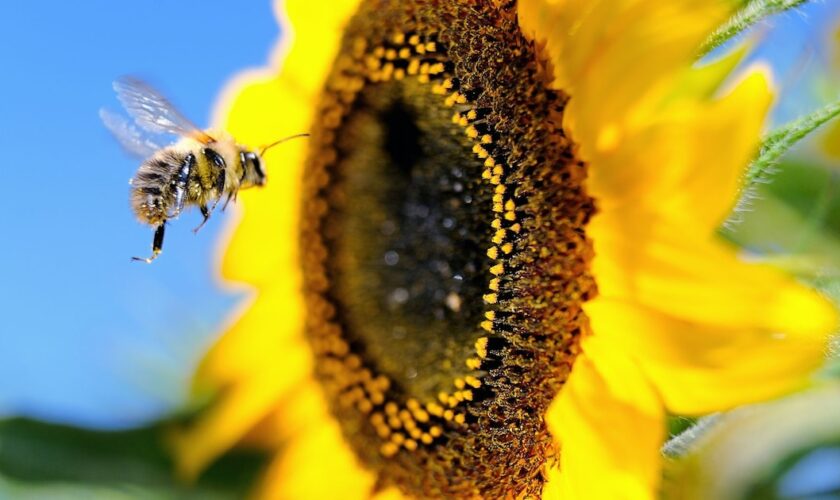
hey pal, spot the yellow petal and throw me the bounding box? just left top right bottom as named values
left=667, top=43, right=750, bottom=102
left=254, top=385, right=377, bottom=500
left=589, top=212, right=837, bottom=336
left=587, top=297, right=832, bottom=414
left=171, top=288, right=311, bottom=478
left=821, top=114, right=840, bottom=158
left=281, top=0, right=362, bottom=102
left=519, top=0, right=730, bottom=145
left=219, top=76, right=309, bottom=286
left=588, top=70, right=772, bottom=233
left=220, top=0, right=361, bottom=286
left=547, top=336, right=664, bottom=500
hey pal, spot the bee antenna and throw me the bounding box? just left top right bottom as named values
left=258, top=133, right=310, bottom=156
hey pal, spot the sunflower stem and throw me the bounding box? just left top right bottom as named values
left=700, top=0, right=808, bottom=56
left=746, top=99, right=840, bottom=187
left=662, top=414, right=721, bottom=458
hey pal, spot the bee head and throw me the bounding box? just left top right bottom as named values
left=240, top=150, right=267, bottom=187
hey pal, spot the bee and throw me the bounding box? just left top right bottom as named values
left=101, top=76, right=307, bottom=263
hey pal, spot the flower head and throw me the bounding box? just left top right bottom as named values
left=173, top=1, right=837, bottom=498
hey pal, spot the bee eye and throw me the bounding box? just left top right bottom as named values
left=253, top=156, right=265, bottom=179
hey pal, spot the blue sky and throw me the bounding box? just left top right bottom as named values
left=0, top=2, right=838, bottom=430
left=0, top=1, right=277, bottom=428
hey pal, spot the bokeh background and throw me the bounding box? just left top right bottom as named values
left=0, top=0, right=839, bottom=497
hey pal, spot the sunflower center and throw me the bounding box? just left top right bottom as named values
left=300, top=0, right=596, bottom=497
left=326, top=79, right=491, bottom=401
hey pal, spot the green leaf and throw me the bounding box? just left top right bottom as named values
left=700, top=0, right=809, bottom=56
left=0, top=418, right=267, bottom=498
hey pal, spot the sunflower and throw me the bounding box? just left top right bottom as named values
left=171, top=0, right=837, bottom=498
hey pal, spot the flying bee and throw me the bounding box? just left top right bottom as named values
left=101, top=76, right=307, bottom=263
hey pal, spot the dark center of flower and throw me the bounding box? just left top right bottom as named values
left=327, top=79, right=492, bottom=401
left=300, top=0, right=596, bottom=497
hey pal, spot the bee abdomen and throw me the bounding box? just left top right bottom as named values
left=130, top=149, right=184, bottom=225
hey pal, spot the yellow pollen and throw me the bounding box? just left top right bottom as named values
left=487, top=246, right=499, bottom=259
left=492, top=229, right=506, bottom=244
left=465, top=375, right=482, bottom=388
left=365, top=56, right=381, bottom=71
left=407, top=58, right=420, bottom=74
left=381, top=442, right=399, bottom=458
left=483, top=293, right=498, bottom=304
left=376, top=425, right=391, bottom=439
left=427, top=403, right=444, bottom=417
left=490, top=263, right=504, bottom=276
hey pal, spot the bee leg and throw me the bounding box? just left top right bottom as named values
left=222, top=189, right=238, bottom=211
left=169, top=153, right=195, bottom=219
left=192, top=205, right=211, bottom=234
left=132, top=224, right=165, bottom=263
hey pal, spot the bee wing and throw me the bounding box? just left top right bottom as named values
left=113, top=76, right=215, bottom=144
left=100, top=108, right=164, bottom=159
